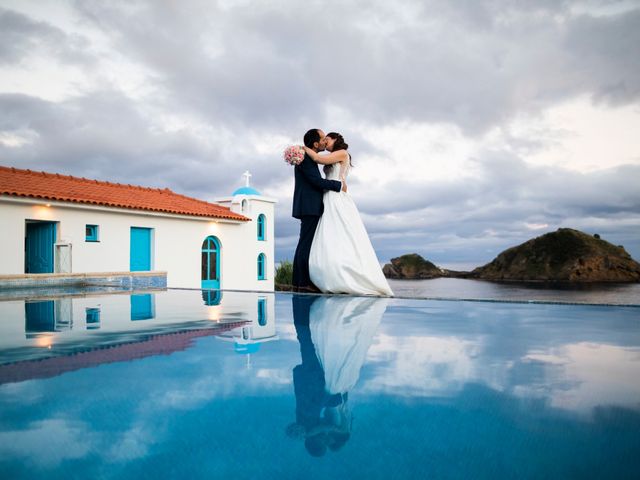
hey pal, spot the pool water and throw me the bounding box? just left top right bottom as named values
left=0, top=289, right=639, bottom=479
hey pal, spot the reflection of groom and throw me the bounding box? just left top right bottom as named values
left=292, top=128, right=346, bottom=292
left=287, top=296, right=352, bottom=457
left=288, top=296, right=325, bottom=439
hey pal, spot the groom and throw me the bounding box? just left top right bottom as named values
left=292, top=128, right=346, bottom=293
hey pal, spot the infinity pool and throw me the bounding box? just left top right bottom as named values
left=0, top=289, right=639, bottom=479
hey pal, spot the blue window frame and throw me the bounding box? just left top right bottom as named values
left=257, top=214, right=266, bottom=241
left=86, top=308, right=101, bottom=329
left=201, top=236, right=221, bottom=290
left=202, top=290, right=222, bottom=306
left=86, top=224, right=99, bottom=242
left=258, top=298, right=267, bottom=326
left=257, top=253, right=266, bottom=280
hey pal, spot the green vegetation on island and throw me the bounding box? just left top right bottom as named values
left=382, top=253, right=468, bottom=279
left=470, top=228, right=640, bottom=282
left=383, top=228, right=640, bottom=283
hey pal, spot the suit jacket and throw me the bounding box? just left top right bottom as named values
left=292, top=296, right=326, bottom=430
left=292, top=154, right=342, bottom=219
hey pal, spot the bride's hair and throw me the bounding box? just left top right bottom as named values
left=326, top=132, right=353, bottom=167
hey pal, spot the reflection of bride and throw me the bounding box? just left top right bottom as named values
left=307, top=296, right=387, bottom=451
left=310, top=296, right=386, bottom=395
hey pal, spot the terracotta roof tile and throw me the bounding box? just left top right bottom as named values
left=0, top=165, right=249, bottom=221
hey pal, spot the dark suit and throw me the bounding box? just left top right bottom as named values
left=292, top=296, right=326, bottom=432
left=292, top=154, right=342, bottom=287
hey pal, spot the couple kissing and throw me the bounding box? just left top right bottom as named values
left=291, top=128, right=392, bottom=297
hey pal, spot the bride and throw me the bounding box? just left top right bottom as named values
left=303, top=133, right=393, bottom=297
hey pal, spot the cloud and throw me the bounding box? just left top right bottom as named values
left=69, top=0, right=640, bottom=132
left=565, top=9, right=640, bottom=106
left=361, top=303, right=640, bottom=413
left=0, top=91, right=292, bottom=196
left=0, top=0, right=639, bottom=266
left=0, top=419, right=94, bottom=467
left=0, top=6, right=92, bottom=65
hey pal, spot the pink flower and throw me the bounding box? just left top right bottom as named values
left=283, top=145, right=305, bottom=166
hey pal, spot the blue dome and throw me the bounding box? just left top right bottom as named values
left=232, top=186, right=261, bottom=196
left=234, top=342, right=261, bottom=354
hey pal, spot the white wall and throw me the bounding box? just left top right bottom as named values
left=215, top=195, right=276, bottom=291
left=0, top=196, right=275, bottom=291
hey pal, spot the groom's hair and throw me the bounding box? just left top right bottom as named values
left=303, top=129, right=321, bottom=148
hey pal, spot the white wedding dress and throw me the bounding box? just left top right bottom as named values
left=309, top=296, right=387, bottom=395
left=309, top=163, right=393, bottom=296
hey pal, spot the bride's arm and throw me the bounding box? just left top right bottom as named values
left=303, top=146, right=348, bottom=165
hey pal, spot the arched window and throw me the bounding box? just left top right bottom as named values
left=202, top=290, right=222, bottom=306
left=201, top=236, right=221, bottom=289
left=257, top=298, right=267, bottom=326
left=257, top=253, right=266, bottom=280
left=257, top=214, right=266, bottom=241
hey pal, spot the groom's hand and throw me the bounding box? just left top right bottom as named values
left=341, top=181, right=347, bottom=192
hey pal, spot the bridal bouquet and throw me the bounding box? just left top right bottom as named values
left=283, top=145, right=305, bottom=166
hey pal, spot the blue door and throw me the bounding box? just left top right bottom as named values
left=130, top=227, right=152, bottom=271
left=201, top=236, right=221, bottom=289
left=131, top=294, right=154, bottom=320
left=25, top=300, right=55, bottom=334
left=25, top=221, right=56, bottom=273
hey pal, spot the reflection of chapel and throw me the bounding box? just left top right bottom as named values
left=217, top=294, right=279, bottom=366
left=0, top=165, right=276, bottom=291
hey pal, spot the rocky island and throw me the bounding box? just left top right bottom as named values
left=383, top=229, right=640, bottom=283
left=382, top=253, right=469, bottom=280
left=470, top=228, right=640, bottom=282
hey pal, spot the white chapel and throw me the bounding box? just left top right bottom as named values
left=0, top=165, right=276, bottom=291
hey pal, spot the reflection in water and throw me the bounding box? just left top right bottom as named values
left=288, top=296, right=386, bottom=456
left=388, top=277, right=640, bottom=304
left=362, top=301, right=640, bottom=414
left=25, top=301, right=55, bottom=335
left=202, top=290, right=222, bottom=306
left=0, top=291, right=253, bottom=384
left=288, top=296, right=325, bottom=452
left=520, top=342, right=640, bottom=412
left=217, top=297, right=277, bottom=358
left=1, top=292, right=639, bottom=478
left=3, top=291, right=277, bottom=368
left=85, top=308, right=101, bottom=330
left=130, top=294, right=155, bottom=321
left=25, top=299, right=73, bottom=338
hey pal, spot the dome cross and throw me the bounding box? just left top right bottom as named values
left=242, top=170, right=252, bottom=187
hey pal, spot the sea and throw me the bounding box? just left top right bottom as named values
left=387, top=277, right=640, bottom=305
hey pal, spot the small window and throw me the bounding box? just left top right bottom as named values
left=86, top=307, right=100, bottom=329
left=258, top=298, right=267, bottom=326
left=242, top=327, right=251, bottom=340
left=86, top=224, right=99, bottom=242
left=257, top=253, right=266, bottom=280
left=257, top=214, right=266, bottom=241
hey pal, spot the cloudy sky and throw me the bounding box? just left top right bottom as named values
left=1, top=0, right=639, bottom=268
